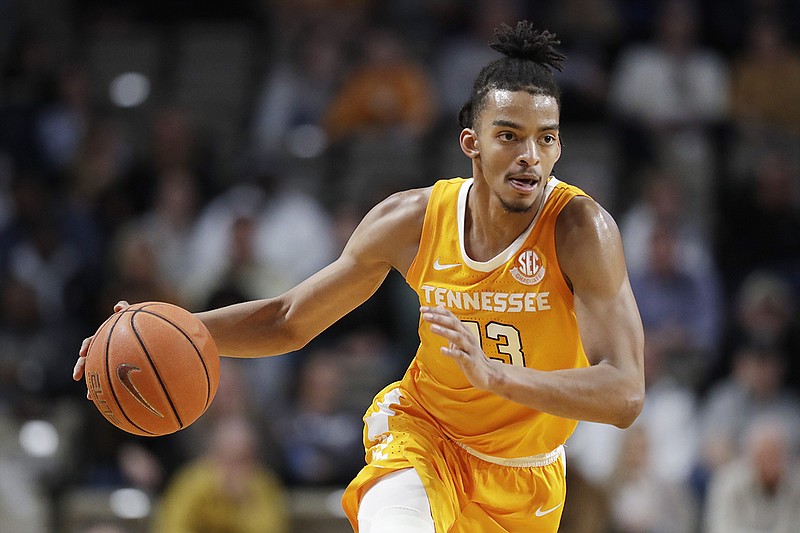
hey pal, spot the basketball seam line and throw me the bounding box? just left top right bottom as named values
left=129, top=309, right=185, bottom=428
left=105, top=311, right=157, bottom=435
left=130, top=306, right=214, bottom=410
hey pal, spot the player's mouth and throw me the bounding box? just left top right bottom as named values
left=507, top=174, right=540, bottom=193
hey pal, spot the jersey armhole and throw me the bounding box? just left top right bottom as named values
left=405, top=180, right=447, bottom=286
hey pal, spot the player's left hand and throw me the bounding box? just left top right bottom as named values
left=73, top=300, right=131, bottom=384
left=420, top=306, right=499, bottom=391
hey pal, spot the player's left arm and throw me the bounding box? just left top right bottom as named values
left=422, top=196, right=645, bottom=428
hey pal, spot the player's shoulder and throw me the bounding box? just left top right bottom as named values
left=376, top=177, right=471, bottom=229
left=347, top=185, right=433, bottom=271
left=364, top=185, right=432, bottom=236
left=555, top=194, right=626, bottom=288
left=376, top=185, right=432, bottom=216
left=556, top=194, right=619, bottom=241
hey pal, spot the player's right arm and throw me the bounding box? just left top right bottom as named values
left=74, top=187, right=428, bottom=380
left=195, top=186, right=428, bottom=357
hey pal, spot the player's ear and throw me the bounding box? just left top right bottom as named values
left=460, top=129, right=480, bottom=159
left=554, top=135, right=562, bottom=164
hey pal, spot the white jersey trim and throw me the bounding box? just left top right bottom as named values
left=455, top=441, right=564, bottom=468
left=365, top=388, right=404, bottom=441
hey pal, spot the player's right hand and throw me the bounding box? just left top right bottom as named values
left=73, top=300, right=131, bottom=382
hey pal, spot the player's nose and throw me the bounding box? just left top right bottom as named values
left=516, top=139, right=540, bottom=166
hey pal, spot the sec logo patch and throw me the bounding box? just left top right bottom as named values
left=511, top=249, right=545, bottom=285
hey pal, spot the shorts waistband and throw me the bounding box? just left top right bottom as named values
left=455, top=442, right=564, bottom=468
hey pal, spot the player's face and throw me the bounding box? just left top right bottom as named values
left=466, top=89, right=561, bottom=214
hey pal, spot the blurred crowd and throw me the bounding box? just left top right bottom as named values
left=0, top=0, right=799, bottom=532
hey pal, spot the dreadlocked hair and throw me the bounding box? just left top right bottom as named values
left=458, top=21, right=566, bottom=129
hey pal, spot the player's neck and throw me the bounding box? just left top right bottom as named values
left=464, top=185, right=540, bottom=262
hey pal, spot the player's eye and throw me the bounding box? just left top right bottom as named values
left=498, top=132, right=515, bottom=141
left=541, top=134, right=556, bottom=145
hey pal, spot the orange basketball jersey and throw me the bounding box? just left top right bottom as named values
left=403, top=177, right=591, bottom=458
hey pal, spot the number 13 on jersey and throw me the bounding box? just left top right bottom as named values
left=462, top=321, right=526, bottom=367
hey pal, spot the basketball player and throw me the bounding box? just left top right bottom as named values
left=75, top=22, right=644, bottom=532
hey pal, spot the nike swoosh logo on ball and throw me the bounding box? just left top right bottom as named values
left=117, top=363, right=165, bottom=418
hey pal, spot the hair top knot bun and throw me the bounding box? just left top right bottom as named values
left=489, top=21, right=566, bottom=72
left=457, top=21, right=566, bottom=129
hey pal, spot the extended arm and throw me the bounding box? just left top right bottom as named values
left=186, top=188, right=426, bottom=357
left=194, top=250, right=389, bottom=357
left=422, top=196, right=645, bottom=428
left=74, top=188, right=428, bottom=378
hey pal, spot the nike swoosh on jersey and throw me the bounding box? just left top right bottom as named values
left=433, top=258, right=461, bottom=270
left=535, top=503, right=562, bottom=517
left=117, top=363, right=165, bottom=418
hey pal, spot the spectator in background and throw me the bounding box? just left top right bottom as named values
left=697, top=343, right=800, bottom=492
left=717, top=150, right=800, bottom=292
left=117, top=106, right=215, bottom=230
left=142, top=106, right=210, bottom=182
left=334, top=329, right=408, bottom=414
left=180, top=184, right=274, bottom=309
left=3, top=208, right=81, bottom=323
left=321, top=27, right=440, bottom=208
left=181, top=172, right=336, bottom=310
left=98, top=224, right=182, bottom=313
left=701, top=0, right=800, bottom=52
left=322, top=27, right=436, bottom=143
left=608, top=0, right=729, bottom=219
left=621, top=166, right=715, bottom=276
left=247, top=174, right=336, bottom=291
left=154, top=416, right=289, bottom=533
left=124, top=168, right=203, bottom=295
left=722, top=271, right=800, bottom=385
left=178, top=358, right=283, bottom=469
left=607, top=424, right=698, bottom=533
left=250, top=27, right=345, bottom=163
left=36, top=63, right=91, bottom=174
left=729, top=15, right=800, bottom=139
left=629, top=221, right=723, bottom=387
left=0, top=171, right=101, bottom=326
left=68, top=118, right=136, bottom=245
left=0, top=277, right=72, bottom=402
left=276, top=348, right=364, bottom=486
left=76, top=409, right=187, bottom=504
left=705, top=414, right=800, bottom=533
left=637, top=323, right=700, bottom=489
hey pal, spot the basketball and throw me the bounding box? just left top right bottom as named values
left=85, top=302, right=220, bottom=437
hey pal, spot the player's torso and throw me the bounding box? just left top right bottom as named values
left=403, top=177, right=590, bottom=457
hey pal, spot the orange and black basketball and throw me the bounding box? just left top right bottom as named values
left=85, top=301, right=220, bottom=436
